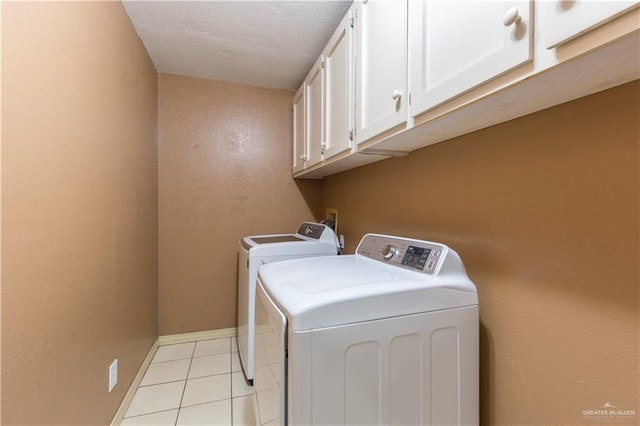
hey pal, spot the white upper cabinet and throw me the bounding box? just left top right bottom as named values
left=293, top=0, right=637, bottom=178
left=323, top=9, right=354, bottom=160
left=292, top=84, right=306, bottom=174
left=409, top=0, right=533, bottom=117
left=545, top=0, right=640, bottom=48
left=304, top=56, right=324, bottom=169
left=355, top=0, right=408, bottom=145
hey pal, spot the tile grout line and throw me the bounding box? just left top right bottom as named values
left=138, top=364, right=234, bottom=389
left=124, top=339, right=239, bottom=425
left=175, top=342, right=197, bottom=425
left=123, top=348, right=187, bottom=422
left=138, top=377, right=188, bottom=388
left=230, top=336, right=235, bottom=426
left=121, top=408, right=178, bottom=423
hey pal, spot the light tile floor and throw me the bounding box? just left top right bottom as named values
left=120, top=336, right=255, bottom=426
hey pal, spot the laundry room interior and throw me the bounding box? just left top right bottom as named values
left=1, top=1, right=638, bottom=426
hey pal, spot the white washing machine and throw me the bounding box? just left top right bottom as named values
left=237, top=222, right=338, bottom=384
left=253, top=233, right=478, bottom=426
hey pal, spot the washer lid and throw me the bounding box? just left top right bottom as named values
left=249, top=235, right=304, bottom=244
left=258, top=248, right=478, bottom=332
left=240, top=222, right=338, bottom=255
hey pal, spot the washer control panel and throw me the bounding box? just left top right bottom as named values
left=357, top=234, right=447, bottom=275
left=296, top=222, right=328, bottom=240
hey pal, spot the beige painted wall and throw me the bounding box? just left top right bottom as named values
left=1, top=2, right=158, bottom=425
left=0, top=2, right=4, bottom=424
left=322, top=81, right=639, bottom=425
left=158, top=74, right=321, bottom=335
left=1, top=3, right=635, bottom=424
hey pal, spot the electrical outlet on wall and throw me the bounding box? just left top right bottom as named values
left=109, top=359, right=118, bottom=392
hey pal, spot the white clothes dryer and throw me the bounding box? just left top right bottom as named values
left=253, top=233, right=478, bottom=426
left=237, top=222, right=338, bottom=384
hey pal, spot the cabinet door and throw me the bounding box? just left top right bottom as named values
left=292, top=84, right=306, bottom=174
left=305, top=57, right=324, bottom=168
left=323, top=9, right=354, bottom=160
left=545, top=0, right=639, bottom=48
left=409, top=0, right=533, bottom=116
left=355, top=0, right=408, bottom=145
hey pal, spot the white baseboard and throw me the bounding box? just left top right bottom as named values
left=110, top=338, right=159, bottom=426
left=158, top=327, right=237, bottom=345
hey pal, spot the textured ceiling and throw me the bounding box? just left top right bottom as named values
left=123, top=0, right=353, bottom=90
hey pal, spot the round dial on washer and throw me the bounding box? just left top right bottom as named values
left=382, top=244, right=399, bottom=260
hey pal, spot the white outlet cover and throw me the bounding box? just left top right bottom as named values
left=109, top=359, right=118, bottom=392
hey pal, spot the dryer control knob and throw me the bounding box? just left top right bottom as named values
left=382, top=244, right=399, bottom=260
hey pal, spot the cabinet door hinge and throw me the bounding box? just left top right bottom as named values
left=349, top=129, right=354, bottom=141
left=408, top=93, right=412, bottom=106
left=349, top=16, right=354, bottom=28
left=321, top=59, right=325, bottom=69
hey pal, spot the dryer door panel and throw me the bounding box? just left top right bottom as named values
left=308, top=306, right=478, bottom=426
left=254, top=281, right=287, bottom=426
